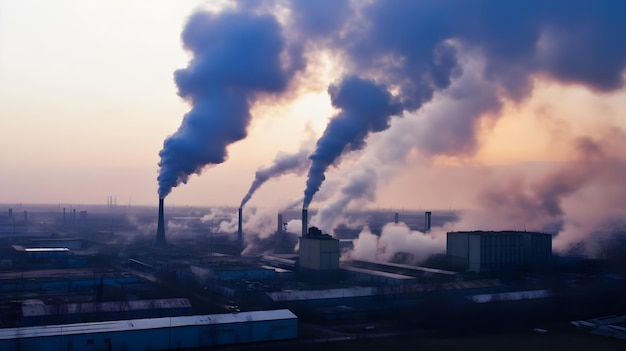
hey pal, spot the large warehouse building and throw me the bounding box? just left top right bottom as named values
left=447, top=231, right=552, bottom=273
left=0, top=309, right=297, bottom=351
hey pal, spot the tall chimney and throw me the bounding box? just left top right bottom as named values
left=237, top=207, right=243, bottom=243
left=155, top=198, right=166, bottom=247
left=394, top=212, right=399, bottom=224
left=8, top=208, right=12, bottom=219
left=277, top=213, right=283, bottom=233
left=424, top=211, right=432, bottom=233
left=302, top=208, right=308, bottom=236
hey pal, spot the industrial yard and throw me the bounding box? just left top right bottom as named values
left=0, top=203, right=625, bottom=350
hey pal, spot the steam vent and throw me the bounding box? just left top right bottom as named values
left=155, top=198, right=166, bottom=247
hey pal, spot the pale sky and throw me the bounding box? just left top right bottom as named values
left=1, top=0, right=625, bottom=211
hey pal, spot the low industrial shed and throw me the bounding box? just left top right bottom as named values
left=20, top=298, right=193, bottom=326
left=0, top=309, right=297, bottom=351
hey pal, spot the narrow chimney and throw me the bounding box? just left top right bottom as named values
left=237, top=207, right=243, bottom=243
left=277, top=213, right=283, bottom=233
left=302, top=208, right=308, bottom=236
left=424, top=211, right=432, bottom=233
left=8, top=208, right=12, bottom=219
left=394, top=212, right=399, bottom=224
left=155, top=198, right=166, bottom=247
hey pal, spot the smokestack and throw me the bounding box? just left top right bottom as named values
left=424, top=211, right=432, bottom=233
left=302, top=208, right=308, bottom=236
left=394, top=212, right=399, bottom=224
left=8, top=208, right=12, bottom=219
left=62, top=208, right=66, bottom=225
left=277, top=213, right=283, bottom=233
left=155, top=198, right=166, bottom=247
left=238, top=207, right=243, bottom=244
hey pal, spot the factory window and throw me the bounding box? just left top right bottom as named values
left=87, top=339, right=94, bottom=345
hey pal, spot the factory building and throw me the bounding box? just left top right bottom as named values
left=11, top=245, right=70, bottom=263
left=343, top=266, right=417, bottom=286
left=447, top=231, right=552, bottom=273
left=348, top=259, right=461, bottom=282
left=298, top=227, right=340, bottom=272
left=20, top=298, right=193, bottom=327
left=0, top=309, right=298, bottom=351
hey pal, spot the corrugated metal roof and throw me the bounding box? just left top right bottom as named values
left=24, top=248, right=70, bottom=252
left=268, top=287, right=377, bottom=302
left=343, top=267, right=416, bottom=280
left=261, top=265, right=292, bottom=273
left=261, top=255, right=296, bottom=265
left=571, top=315, right=626, bottom=341
left=355, top=259, right=459, bottom=275
left=467, top=289, right=552, bottom=303
left=21, top=298, right=192, bottom=317
left=0, top=309, right=296, bottom=340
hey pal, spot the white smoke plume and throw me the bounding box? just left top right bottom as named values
left=344, top=222, right=447, bottom=264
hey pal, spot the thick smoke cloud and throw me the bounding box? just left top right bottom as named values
left=290, top=0, right=351, bottom=40
left=240, top=139, right=313, bottom=208
left=300, top=1, right=626, bottom=209
left=303, top=76, right=401, bottom=208
left=350, top=1, right=626, bottom=99
left=156, top=0, right=626, bottom=256
left=313, top=58, right=501, bottom=232
left=157, top=9, right=302, bottom=198
left=302, top=0, right=626, bottom=228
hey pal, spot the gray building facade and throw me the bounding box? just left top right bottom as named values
left=447, top=231, right=552, bottom=273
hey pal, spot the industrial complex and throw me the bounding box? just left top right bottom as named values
left=0, top=203, right=625, bottom=350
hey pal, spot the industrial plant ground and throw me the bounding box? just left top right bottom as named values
left=1, top=204, right=625, bottom=350
left=211, top=323, right=625, bottom=351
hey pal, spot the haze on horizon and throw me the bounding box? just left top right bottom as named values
left=1, top=0, right=625, bottom=221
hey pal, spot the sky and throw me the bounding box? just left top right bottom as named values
left=1, top=0, right=625, bottom=223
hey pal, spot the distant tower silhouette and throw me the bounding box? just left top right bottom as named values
left=424, top=211, right=432, bottom=232
left=394, top=212, right=399, bottom=224
left=302, top=208, right=308, bottom=236
left=277, top=213, right=283, bottom=233
left=155, top=198, right=166, bottom=247
left=237, top=207, right=243, bottom=244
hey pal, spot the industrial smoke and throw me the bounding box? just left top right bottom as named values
left=303, top=76, right=402, bottom=208
left=297, top=0, right=626, bottom=210
left=240, top=141, right=312, bottom=208
left=157, top=8, right=303, bottom=198
left=154, top=1, right=626, bottom=251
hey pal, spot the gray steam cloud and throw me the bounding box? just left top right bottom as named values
left=157, top=8, right=303, bottom=198
left=477, top=133, right=626, bottom=237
